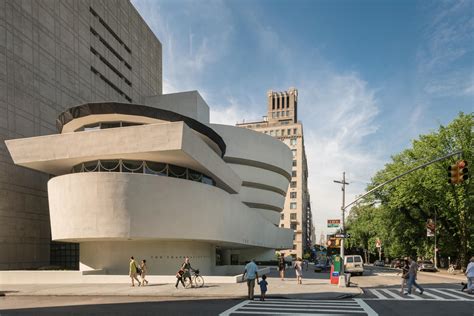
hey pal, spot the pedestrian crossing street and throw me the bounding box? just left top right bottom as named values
left=220, top=298, right=378, bottom=315
left=366, top=287, right=474, bottom=301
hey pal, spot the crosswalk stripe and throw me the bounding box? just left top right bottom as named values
left=220, top=298, right=376, bottom=315
left=380, top=289, right=403, bottom=299
left=264, top=298, right=359, bottom=304
left=444, top=288, right=474, bottom=299
left=249, top=302, right=359, bottom=308
left=226, top=312, right=364, bottom=316
left=246, top=303, right=360, bottom=308
left=239, top=306, right=368, bottom=313
left=250, top=300, right=360, bottom=306
left=420, top=290, right=446, bottom=300
left=369, top=289, right=386, bottom=299
left=430, top=288, right=469, bottom=300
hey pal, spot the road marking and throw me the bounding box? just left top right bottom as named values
left=380, top=289, right=403, bottom=299
left=419, top=290, right=445, bottom=300
left=219, top=300, right=250, bottom=316
left=430, top=289, right=469, bottom=300
left=354, top=298, right=379, bottom=316
left=365, top=288, right=472, bottom=301
left=368, top=289, right=386, bottom=299
left=220, top=298, right=373, bottom=315
left=444, top=288, right=474, bottom=299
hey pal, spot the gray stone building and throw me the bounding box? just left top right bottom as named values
left=237, top=88, right=314, bottom=259
left=0, top=0, right=162, bottom=269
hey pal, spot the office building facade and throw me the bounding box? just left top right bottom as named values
left=237, top=88, right=314, bottom=259
left=0, top=0, right=161, bottom=269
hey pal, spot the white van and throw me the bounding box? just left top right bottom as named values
left=344, top=255, right=364, bottom=275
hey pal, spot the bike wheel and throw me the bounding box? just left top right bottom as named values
left=183, top=276, right=192, bottom=288
left=194, top=275, right=204, bottom=288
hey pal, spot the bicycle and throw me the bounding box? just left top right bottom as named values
left=184, top=269, right=204, bottom=288
left=447, top=264, right=455, bottom=274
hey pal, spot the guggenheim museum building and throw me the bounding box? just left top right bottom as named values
left=6, top=92, right=293, bottom=275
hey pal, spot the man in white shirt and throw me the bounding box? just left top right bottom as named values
left=243, top=259, right=259, bottom=300
left=464, top=257, right=474, bottom=294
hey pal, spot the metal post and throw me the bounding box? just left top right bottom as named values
left=434, top=209, right=438, bottom=269
left=334, top=172, right=349, bottom=287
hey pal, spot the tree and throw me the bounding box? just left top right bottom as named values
left=347, top=112, right=473, bottom=267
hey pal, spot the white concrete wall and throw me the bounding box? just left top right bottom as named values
left=239, top=186, right=285, bottom=211
left=80, top=240, right=215, bottom=275
left=48, top=173, right=293, bottom=249
left=211, top=124, right=292, bottom=177
left=6, top=122, right=241, bottom=194
left=228, top=163, right=289, bottom=193
left=143, top=91, right=210, bottom=124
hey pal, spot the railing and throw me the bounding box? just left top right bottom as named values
left=71, top=159, right=216, bottom=186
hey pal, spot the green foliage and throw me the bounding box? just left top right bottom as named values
left=346, top=112, right=473, bottom=267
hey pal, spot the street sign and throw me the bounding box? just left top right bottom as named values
left=327, top=219, right=341, bottom=228
left=335, top=233, right=351, bottom=238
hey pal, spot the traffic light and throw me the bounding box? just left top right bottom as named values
left=448, top=160, right=469, bottom=184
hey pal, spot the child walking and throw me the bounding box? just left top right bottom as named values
left=258, top=274, right=268, bottom=301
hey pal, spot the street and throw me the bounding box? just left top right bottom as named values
left=1, top=265, right=472, bottom=315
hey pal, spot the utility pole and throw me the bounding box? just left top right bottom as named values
left=434, top=209, right=438, bottom=269
left=334, top=172, right=349, bottom=287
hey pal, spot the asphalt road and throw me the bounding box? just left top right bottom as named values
left=1, top=266, right=472, bottom=315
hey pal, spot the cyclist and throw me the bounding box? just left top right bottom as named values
left=181, top=256, right=195, bottom=288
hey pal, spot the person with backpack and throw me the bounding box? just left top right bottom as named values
left=129, top=256, right=141, bottom=287
left=175, top=268, right=186, bottom=288
left=398, top=258, right=410, bottom=294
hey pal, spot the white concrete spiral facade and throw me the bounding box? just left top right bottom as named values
left=6, top=93, right=294, bottom=275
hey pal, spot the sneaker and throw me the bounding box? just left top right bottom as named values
left=404, top=292, right=410, bottom=295
left=420, top=289, right=424, bottom=295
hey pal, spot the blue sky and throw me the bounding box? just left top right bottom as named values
left=132, top=0, right=473, bottom=240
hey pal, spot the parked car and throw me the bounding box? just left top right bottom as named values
left=390, top=258, right=403, bottom=268
left=344, top=255, right=364, bottom=276
left=418, top=260, right=437, bottom=272
left=374, top=260, right=385, bottom=267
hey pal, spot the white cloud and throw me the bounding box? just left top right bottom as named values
left=297, top=73, right=384, bottom=239
left=210, top=98, right=261, bottom=126
left=417, top=0, right=474, bottom=97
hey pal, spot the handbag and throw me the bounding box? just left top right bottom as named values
left=136, top=266, right=142, bottom=274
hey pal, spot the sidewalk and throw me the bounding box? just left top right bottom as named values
left=0, top=269, right=361, bottom=300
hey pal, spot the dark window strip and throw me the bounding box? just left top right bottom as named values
left=90, top=47, right=131, bottom=87
left=90, top=7, right=132, bottom=54
left=90, top=27, right=132, bottom=70
left=91, top=66, right=132, bottom=102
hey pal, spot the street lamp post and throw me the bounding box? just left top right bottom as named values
left=334, top=172, right=349, bottom=287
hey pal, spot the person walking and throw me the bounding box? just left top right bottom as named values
left=462, top=256, right=474, bottom=293
left=278, top=253, right=286, bottom=280
left=140, top=259, right=149, bottom=286
left=129, top=256, right=141, bottom=287
left=242, top=259, right=259, bottom=300
left=258, top=274, right=268, bottom=301
left=181, top=257, right=194, bottom=288
left=175, top=268, right=186, bottom=289
left=294, top=257, right=303, bottom=284
left=399, top=258, right=410, bottom=294
left=405, top=257, right=424, bottom=295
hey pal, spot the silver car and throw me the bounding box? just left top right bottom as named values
left=418, top=260, right=437, bottom=272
